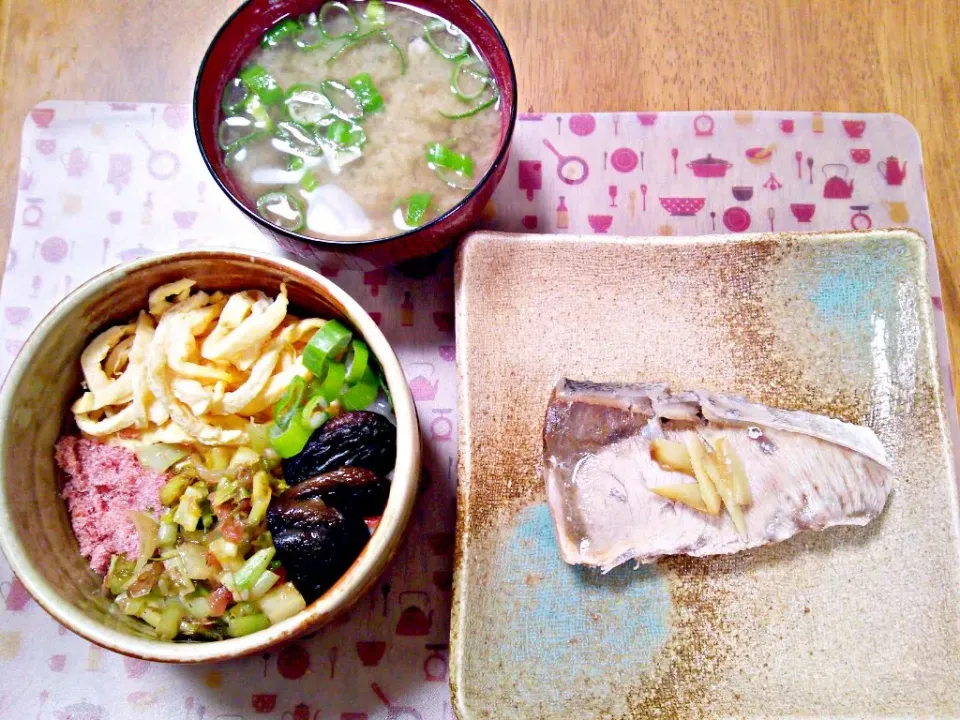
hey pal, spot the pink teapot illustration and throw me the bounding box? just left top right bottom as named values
left=877, top=156, right=907, bottom=185
left=396, top=591, right=433, bottom=636
left=61, top=147, right=91, bottom=177
left=822, top=164, right=854, bottom=199
left=408, top=362, right=439, bottom=402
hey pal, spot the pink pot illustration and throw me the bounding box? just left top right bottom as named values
left=30, top=107, right=56, bottom=128
left=408, top=363, right=439, bottom=402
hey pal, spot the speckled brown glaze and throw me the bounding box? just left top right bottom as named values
left=452, top=230, right=959, bottom=718
left=0, top=250, right=421, bottom=663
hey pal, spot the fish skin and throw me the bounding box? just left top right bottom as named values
left=543, top=379, right=893, bottom=571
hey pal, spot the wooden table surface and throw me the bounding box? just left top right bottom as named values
left=1, top=0, right=959, bottom=399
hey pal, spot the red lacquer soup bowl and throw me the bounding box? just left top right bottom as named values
left=194, top=0, right=517, bottom=268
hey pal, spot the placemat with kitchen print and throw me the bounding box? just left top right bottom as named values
left=0, top=103, right=953, bottom=720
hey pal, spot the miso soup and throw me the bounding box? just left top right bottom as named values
left=218, top=0, right=503, bottom=241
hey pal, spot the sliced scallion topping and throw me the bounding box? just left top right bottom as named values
left=274, top=120, right=324, bottom=157
left=344, top=339, right=370, bottom=383
left=238, top=64, right=284, bottom=106
left=364, top=0, right=386, bottom=27
left=403, top=192, right=433, bottom=226
left=221, top=78, right=249, bottom=115
left=451, top=57, right=491, bottom=101
left=439, top=90, right=499, bottom=120
left=217, top=116, right=263, bottom=152
left=319, top=1, right=360, bottom=40
left=320, top=80, right=363, bottom=121
left=424, top=19, right=469, bottom=60
left=243, top=94, right=275, bottom=131
left=299, top=171, right=320, bottom=193
left=426, top=142, right=475, bottom=178
left=319, top=361, right=347, bottom=401
left=256, top=191, right=305, bottom=232
left=348, top=72, right=384, bottom=113
left=283, top=84, right=334, bottom=126
left=325, top=119, right=366, bottom=149
left=292, top=12, right=325, bottom=50
left=326, top=29, right=406, bottom=75
left=286, top=155, right=305, bottom=171
left=261, top=17, right=302, bottom=48
left=304, top=320, right=352, bottom=375
left=341, top=367, right=379, bottom=411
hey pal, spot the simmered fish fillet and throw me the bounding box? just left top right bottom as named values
left=543, top=380, right=893, bottom=570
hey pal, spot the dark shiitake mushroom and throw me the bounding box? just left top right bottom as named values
left=283, top=467, right=390, bottom=517
left=267, top=491, right=370, bottom=604
left=282, top=411, right=396, bottom=485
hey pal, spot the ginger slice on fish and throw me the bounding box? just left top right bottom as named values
left=649, top=431, right=751, bottom=535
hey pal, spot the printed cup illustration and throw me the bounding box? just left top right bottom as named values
left=587, top=215, right=613, bottom=234
left=521, top=215, right=538, bottom=230
left=438, top=344, right=455, bottom=362
left=408, top=362, right=439, bottom=402
left=36, top=138, right=57, bottom=155
left=1, top=577, right=31, bottom=611
left=281, top=704, right=319, bottom=720
left=49, top=654, right=67, bottom=671
left=252, top=694, right=278, bottom=714
left=163, top=103, right=190, bottom=130
left=779, top=118, right=795, bottom=133
left=637, top=112, right=657, bottom=126
left=850, top=148, right=871, bottom=164
left=883, top=201, right=909, bottom=224
left=842, top=119, right=866, bottom=138
left=4, top=307, right=31, bottom=327
left=732, top=186, right=754, bottom=202
left=878, top=156, right=907, bottom=185
left=173, top=211, right=198, bottom=229
left=790, top=203, right=816, bottom=222
left=30, top=107, right=56, bottom=128
left=356, top=640, right=387, bottom=666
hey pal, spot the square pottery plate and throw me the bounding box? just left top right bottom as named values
left=451, top=230, right=960, bottom=719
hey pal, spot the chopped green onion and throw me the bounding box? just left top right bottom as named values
left=238, top=64, right=284, bottom=106
left=319, top=361, right=347, bottom=402
left=269, top=416, right=313, bottom=458
left=157, top=520, right=178, bottom=548
left=274, top=376, right=307, bottom=428
left=275, top=120, right=324, bottom=156
left=286, top=155, right=305, bottom=171
left=261, top=17, right=302, bottom=48
left=283, top=84, right=333, bottom=126
left=451, top=57, right=491, bottom=101
left=403, top=192, right=433, bottom=226
left=426, top=142, right=475, bottom=178
left=424, top=19, right=469, bottom=60
left=319, top=80, right=363, bottom=120
left=373, top=359, right=393, bottom=410
left=319, top=1, right=359, bottom=39
left=304, top=320, right=353, bottom=375
left=364, top=0, right=386, bottom=26
left=325, top=119, right=366, bottom=149
left=156, top=602, right=185, bottom=641
left=327, top=29, right=406, bottom=75
left=247, top=471, right=272, bottom=527
left=292, top=11, right=325, bottom=50
left=221, top=78, right=249, bottom=115
left=301, top=394, right=330, bottom=430
left=259, top=582, right=307, bottom=624
left=234, top=547, right=276, bottom=591
left=348, top=72, right=384, bottom=113
left=307, top=372, right=327, bottom=399
left=250, top=570, right=281, bottom=600
left=300, top=171, right=320, bottom=193
left=105, top=555, right=137, bottom=596
left=227, top=612, right=271, bottom=637
left=341, top=367, right=379, bottom=411
left=159, top=473, right=192, bottom=507
left=439, top=91, right=499, bottom=120
left=243, top=94, right=275, bottom=130
left=217, top=117, right=264, bottom=153
left=344, top=339, right=370, bottom=383
left=256, top=191, right=305, bottom=232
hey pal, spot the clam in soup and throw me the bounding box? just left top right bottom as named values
left=218, top=0, right=502, bottom=241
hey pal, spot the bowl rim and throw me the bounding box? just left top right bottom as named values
left=193, top=0, right=518, bottom=250
left=0, top=249, right=421, bottom=663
